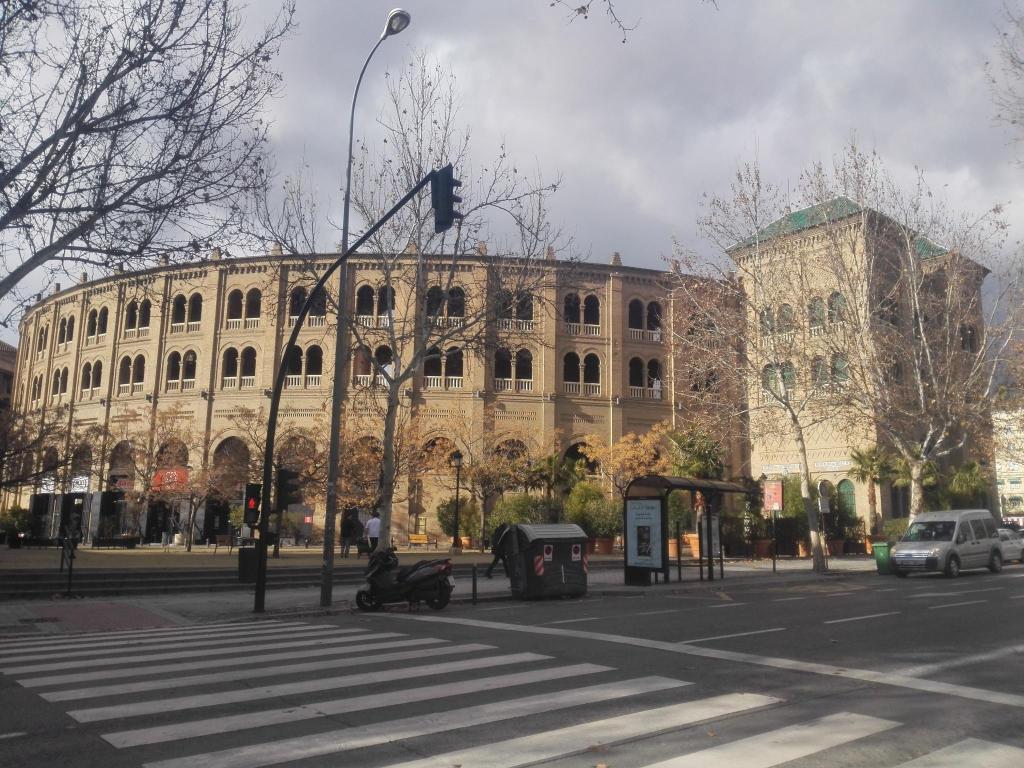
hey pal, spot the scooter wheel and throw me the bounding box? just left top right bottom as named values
left=356, top=590, right=382, bottom=612
left=426, top=585, right=451, bottom=610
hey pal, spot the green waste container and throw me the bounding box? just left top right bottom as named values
left=872, top=541, right=892, bottom=575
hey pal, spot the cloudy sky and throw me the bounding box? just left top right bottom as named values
left=2, top=0, right=1020, bottom=345
left=245, top=0, right=1024, bottom=271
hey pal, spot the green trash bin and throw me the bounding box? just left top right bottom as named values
left=872, top=541, right=892, bottom=575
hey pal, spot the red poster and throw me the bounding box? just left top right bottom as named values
left=152, top=467, right=189, bottom=490
left=763, top=480, right=783, bottom=512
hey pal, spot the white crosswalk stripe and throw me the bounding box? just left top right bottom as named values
left=0, top=620, right=277, bottom=650
left=9, top=620, right=1024, bottom=768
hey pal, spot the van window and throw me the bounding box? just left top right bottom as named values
left=969, top=519, right=988, bottom=541
left=903, top=521, right=955, bottom=542
left=982, top=517, right=997, bottom=538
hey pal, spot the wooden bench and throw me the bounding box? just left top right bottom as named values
left=212, top=534, right=234, bottom=554
left=407, top=533, right=436, bottom=548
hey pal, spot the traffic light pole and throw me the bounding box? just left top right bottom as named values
left=253, top=171, right=434, bottom=613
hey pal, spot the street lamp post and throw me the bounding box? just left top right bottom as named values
left=451, top=450, right=463, bottom=551
left=321, top=8, right=411, bottom=608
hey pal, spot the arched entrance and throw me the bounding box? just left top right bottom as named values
left=206, top=437, right=251, bottom=541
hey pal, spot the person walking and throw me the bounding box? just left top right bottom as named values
left=339, top=511, right=356, bottom=558
left=485, top=523, right=511, bottom=578
left=364, top=510, right=381, bottom=553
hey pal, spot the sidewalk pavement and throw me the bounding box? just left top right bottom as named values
left=0, top=555, right=878, bottom=639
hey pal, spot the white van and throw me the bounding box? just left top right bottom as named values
left=891, top=509, right=1003, bottom=577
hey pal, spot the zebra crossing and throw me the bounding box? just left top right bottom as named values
left=2, top=618, right=1022, bottom=767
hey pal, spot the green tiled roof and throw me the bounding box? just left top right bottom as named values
left=913, top=236, right=948, bottom=259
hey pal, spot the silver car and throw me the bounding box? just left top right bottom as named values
left=998, top=528, right=1024, bottom=564
left=891, top=509, right=1003, bottom=578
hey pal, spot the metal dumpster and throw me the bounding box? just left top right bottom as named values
left=508, top=524, right=588, bottom=599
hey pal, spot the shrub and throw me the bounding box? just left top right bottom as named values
left=489, top=494, right=546, bottom=532
left=667, top=490, right=693, bottom=534
left=436, top=496, right=481, bottom=539
left=0, top=507, right=31, bottom=534
left=564, top=482, right=621, bottom=537
left=883, top=517, right=910, bottom=543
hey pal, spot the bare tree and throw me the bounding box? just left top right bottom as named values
left=0, top=0, right=295, bottom=322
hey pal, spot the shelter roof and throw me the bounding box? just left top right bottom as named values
left=625, top=475, right=750, bottom=497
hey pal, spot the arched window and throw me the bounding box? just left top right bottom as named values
left=289, top=287, right=307, bottom=318
left=356, top=285, right=375, bottom=316
left=494, top=348, right=513, bottom=381
left=516, top=292, right=533, bottom=321
left=646, top=302, right=662, bottom=331
left=808, top=297, right=825, bottom=331
left=583, top=295, right=600, bottom=326
left=60, top=367, right=68, bottom=394
left=564, top=293, right=581, bottom=324
left=86, top=310, right=98, bottom=338
left=777, top=304, right=795, bottom=333
left=374, top=345, right=394, bottom=380
left=563, top=352, right=581, bottom=383
left=425, top=286, right=445, bottom=318
left=424, top=346, right=442, bottom=380
left=118, top=356, right=132, bottom=391
left=125, top=300, right=138, bottom=330
left=827, top=292, right=846, bottom=324
left=132, top=355, right=145, bottom=386
left=759, top=307, right=773, bottom=336
left=305, top=345, right=322, bottom=384
left=445, top=348, right=464, bottom=381
left=583, top=353, right=600, bottom=392
left=221, top=348, right=239, bottom=387
left=780, top=361, right=796, bottom=389
left=497, top=290, right=515, bottom=320
left=226, top=290, right=243, bottom=321
left=182, top=350, right=197, bottom=382
left=565, top=442, right=599, bottom=474
left=171, top=295, right=187, bottom=324
left=495, top=439, right=528, bottom=461
left=285, top=345, right=303, bottom=378
left=647, top=359, right=663, bottom=391
left=212, top=437, right=251, bottom=499
left=515, top=349, right=533, bottom=382
left=65, top=316, right=74, bottom=343
left=353, top=345, right=372, bottom=383
left=887, top=360, right=904, bottom=383
left=691, top=369, right=718, bottom=393
left=448, top=287, right=465, bottom=317
left=156, top=439, right=189, bottom=470
left=377, top=286, right=395, bottom=317
left=629, top=357, right=645, bottom=388
left=761, top=364, right=777, bottom=393
left=959, top=324, right=978, bottom=353
left=811, top=356, right=828, bottom=390
left=97, top=307, right=108, bottom=335
left=138, top=300, right=151, bottom=329
left=244, top=288, right=261, bottom=320
left=240, top=347, right=257, bottom=383
left=188, top=293, right=202, bottom=323
left=58, top=318, right=67, bottom=344
left=837, top=479, right=857, bottom=518
left=166, top=352, right=182, bottom=388
left=628, top=299, right=644, bottom=330
left=81, top=363, right=92, bottom=393
left=91, top=361, right=102, bottom=390
left=831, top=353, right=849, bottom=384
left=52, top=370, right=61, bottom=396
left=308, top=286, right=327, bottom=318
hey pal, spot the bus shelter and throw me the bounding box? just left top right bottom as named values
left=623, top=474, right=751, bottom=586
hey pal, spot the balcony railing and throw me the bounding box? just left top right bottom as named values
left=118, top=383, right=131, bottom=395
left=170, top=322, right=186, bottom=334
left=445, top=376, right=463, bottom=389
left=646, top=329, right=662, bottom=343
left=498, top=318, right=534, bottom=331
left=563, top=382, right=581, bottom=395
left=356, top=315, right=375, bottom=327
left=305, top=374, right=321, bottom=388
left=648, top=386, right=663, bottom=400
left=244, top=317, right=260, bottom=329
left=123, top=328, right=137, bottom=339
left=132, top=382, right=144, bottom=394
left=583, top=324, right=600, bottom=336
left=240, top=375, right=255, bottom=389
left=516, top=379, right=534, bottom=392
left=137, top=326, right=150, bottom=338
left=354, top=374, right=372, bottom=387
left=225, top=318, right=242, bottom=330
left=432, top=316, right=465, bottom=328
left=375, top=374, right=389, bottom=387
left=629, top=385, right=645, bottom=398
left=165, top=380, right=180, bottom=392
left=629, top=328, right=644, bottom=341
left=564, top=322, right=580, bottom=335
left=221, top=376, right=237, bottom=389
left=423, top=375, right=443, bottom=389
left=181, top=378, right=196, bottom=391
left=284, top=374, right=302, bottom=388
left=494, top=378, right=513, bottom=392
left=97, top=332, right=106, bottom=342
left=307, top=314, right=327, bottom=328
left=583, top=382, right=601, bottom=396
left=187, top=321, right=201, bottom=333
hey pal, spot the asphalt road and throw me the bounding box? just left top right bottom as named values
left=1, top=564, right=1023, bottom=767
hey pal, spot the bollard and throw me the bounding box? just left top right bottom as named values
left=675, top=520, right=682, bottom=582
left=471, top=564, right=478, bottom=605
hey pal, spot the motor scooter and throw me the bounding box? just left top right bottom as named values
left=355, top=548, right=454, bottom=611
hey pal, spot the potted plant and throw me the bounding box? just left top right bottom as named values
left=436, top=496, right=480, bottom=550
left=667, top=491, right=692, bottom=559
left=1, top=507, right=32, bottom=549
left=564, top=482, right=612, bottom=553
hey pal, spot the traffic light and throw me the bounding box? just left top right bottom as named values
left=431, top=164, right=463, bottom=233
left=243, top=483, right=262, bottom=526
left=276, top=467, right=302, bottom=510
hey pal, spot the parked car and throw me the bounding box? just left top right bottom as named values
left=891, top=509, right=1003, bottom=577
left=997, top=528, right=1024, bottom=564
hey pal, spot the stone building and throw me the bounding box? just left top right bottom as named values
left=5, top=249, right=674, bottom=542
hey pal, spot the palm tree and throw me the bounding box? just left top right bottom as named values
left=527, top=452, right=584, bottom=522
left=946, top=461, right=988, bottom=508
left=666, top=429, right=724, bottom=480
left=847, top=447, right=897, bottom=534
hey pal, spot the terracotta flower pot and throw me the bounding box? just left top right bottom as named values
left=683, top=533, right=701, bottom=558
left=667, top=538, right=679, bottom=558
left=827, top=539, right=846, bottom=557
left=589, top=537, right=613, bottom=555
left=752, top=539, right=773, bottom=559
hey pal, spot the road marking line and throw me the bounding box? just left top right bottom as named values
left=0, top=624, right=344, bottom=664
left=875, top=588, right=899, bottom=592
left=823, top=612, right=900, bottom=625
left=546, top=616, right=602, bottom=625
left=388, top=615, right=1024, bottom=709
left=825, top=591, right=854, bottom=596
left=15, top=632, right=405, bottom=686
left=902, top=643, right=1024, bottom=677
left=771, top=597, right=806, bottom=602
left=909, top=587, right=1004, bottom=599
left=638, top=712, right=899, bottom=767
left=76, top=652, right=555, bottom=723
left=679, top=628, right=786, bottom=644
left=896, top=737, right=1024, bottom=765
left=43, top=640, right=476, bottom=702
left=381, top=694, right=781, bottom=768
left=128, top=676, right=687, bottom=762
left=0, top=732, right=26, bottom=740
left=634, top=609, right=678, bottom=616
left=0, top=620, right=280, bottom=649
left=709, top=602, right=746, bottom=608
left=928, top=600, right=987, bottom=610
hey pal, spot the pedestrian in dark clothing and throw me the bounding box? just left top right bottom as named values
left=340, top=512, right=356, bottom=558
left=485, top=523, right=511, bottom=578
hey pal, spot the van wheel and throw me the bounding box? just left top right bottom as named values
left=893, top=569, right=908, bottom=578
left=988, top=551, right=1003, bottom=574
left=944, top=556, right=960, bottom=578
